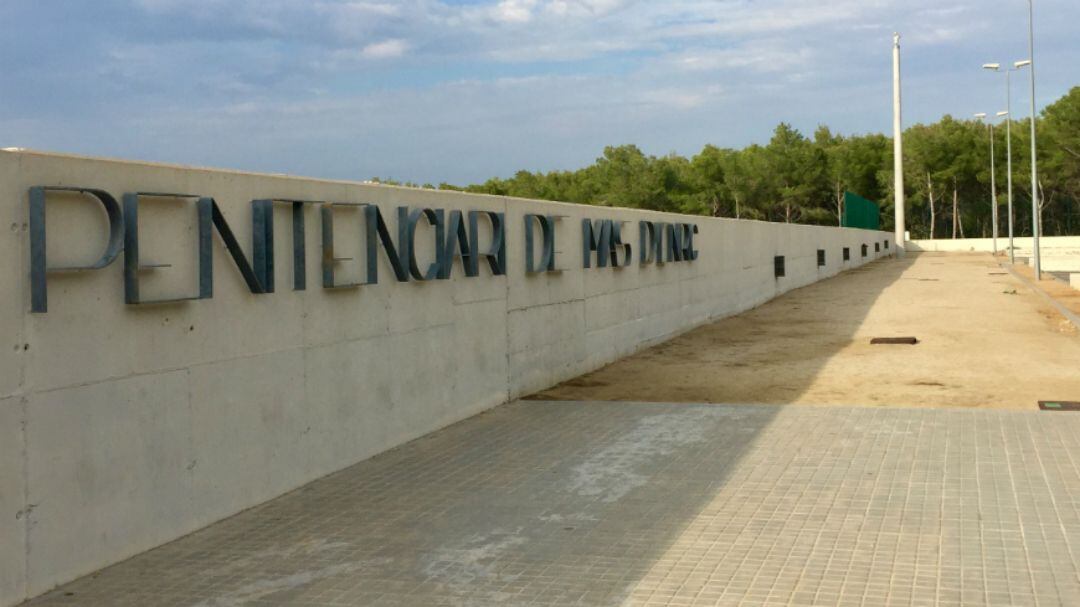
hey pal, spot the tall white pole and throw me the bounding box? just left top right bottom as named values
left=989, top=122, right=998, bottom=255
left=1006, top=71, right=1015, bottom=264
left=893, top=33, right=906, bottom=257
left=1027, top=0, right=1041, bottom=279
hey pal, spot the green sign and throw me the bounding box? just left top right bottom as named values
left=842, top=192, right=880, bottom=230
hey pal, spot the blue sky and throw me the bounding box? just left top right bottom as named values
left=2, top=0, right=1078, bottom=185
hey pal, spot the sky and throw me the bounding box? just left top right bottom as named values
left=2, top=0, right=1079, bottom=185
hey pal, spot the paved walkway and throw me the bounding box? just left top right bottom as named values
left=29, top=401, right=1080, bottom=606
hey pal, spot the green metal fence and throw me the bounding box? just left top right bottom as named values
left=842, top=192, right=880, bottom=230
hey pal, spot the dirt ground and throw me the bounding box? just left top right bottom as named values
left=1012, top=262, right=1080, bottom=317
left=532, top=253, right=1080, bottom=410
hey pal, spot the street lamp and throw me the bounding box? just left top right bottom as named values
left=974, top=113, right=999, bottom=255
left=893, top=33, right=906, bottom=256
left=996, top=111, right=1012, bottom=260
left=1023, top=0, right=1040, bottom=279
left=983, top=63, right=1019, bottom=263
left=1013, top=57, right=1038, bottom=275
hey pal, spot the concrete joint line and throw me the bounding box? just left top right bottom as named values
left=20, top=394, right=29, bottom=606
left=1001, top=262, right=1080, bottom=330
left=507, top=297, right=587, bottom=315
left=30, top=347, right=304, bottom=397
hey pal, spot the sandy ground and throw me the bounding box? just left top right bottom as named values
left=531, top=253, right=1080, bottom=410
left=1012, top=262, right=1080, bottom=316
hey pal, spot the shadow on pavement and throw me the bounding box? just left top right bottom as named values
left=529, top=255, right=914, bottom=406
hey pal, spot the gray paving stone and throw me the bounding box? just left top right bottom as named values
left=24, top=401, right=1080, bottom=606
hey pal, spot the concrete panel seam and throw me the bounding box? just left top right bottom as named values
left=385, top=321, right=456, bottom=339
left=299, top=339, right=312, bottom=489
left=19, top=394, right=29, bottom=606
left=452, top=294, right=505, bottom=307
left=0, top=388, right=25, bottom=402
left=507, top=297, right=587, bottom=314
left=26, top=328, right=465, bottom=396
left=16, top=155, right=28, bottom=412
left=499, top=197, right=512, bottom=429
left=24, top=345, right=308, bottom=397
left=184, top=367, right=195, bottom=533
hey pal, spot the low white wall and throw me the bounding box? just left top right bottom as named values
left=0, top=150, right=893, bottom=606
left=1026, top=256, right=1080, bottom=273
left=908, top=236, right=1080, bottom=253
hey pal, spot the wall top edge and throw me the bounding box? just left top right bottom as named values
left=2, top=148, right=889, bottom=232
left=911, top=236, right=1080, bottom=243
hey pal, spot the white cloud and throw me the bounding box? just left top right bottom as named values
left=543, top=0, right=630, bottom=18
left=337, top=2, right=401, bottom=17
left=360, top=38, right=410, bottom=59
left=492, top=0, right=538, bottom=23
left=659, top=45, right=814, bottom=74
left=639, top=88, right=708, bottom=110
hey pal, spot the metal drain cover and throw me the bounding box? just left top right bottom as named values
left=870, top=337, right=919, bottom=345
left=1039, top=401, right=1080, bottom=411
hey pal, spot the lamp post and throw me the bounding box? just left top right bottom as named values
left=982, top=62, right=1018, bottom=263
left=1024, top=0, right=1041, bottom=279
left=974, top=113, right=998, bottom=255
left=996, top=110, right=1013, bottom=261
left=1014, top=58, right=1037, bottom=273
left=893, top=33, right=906, bottom=256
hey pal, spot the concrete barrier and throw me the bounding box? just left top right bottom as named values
left=0, top=149, right=893, bottom=606
left=908, top=236, right=1080, bottom=253
left=1027, top=255, right=1080, bottom=273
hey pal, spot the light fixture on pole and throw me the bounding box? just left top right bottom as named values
left=983, top=62, right=1018, bottom=263
left=974, top=113, right=999, bottom=255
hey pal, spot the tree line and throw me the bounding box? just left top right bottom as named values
left=376, top=86, right=1080, bottom=239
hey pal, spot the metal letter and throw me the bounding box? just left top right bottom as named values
left=469, top=211, right=506, bottom=276
left=122, top=192, right=207, bottom=305
left=682, top=224, right=699, bottom=261
left=251, top=200, right=274, bottom=292
left=29, top=186, right=123, bottom=313
left=404, top=208, right=445, bottom=281
left=582, top=219, right=613, bottom=268
left=525, top=214, right=560, bottom=274
left=664, top=223, right=685, bottom=263
left=202, top=197, right=268, bottom=296
left=442, top=210, right=476, bottom=278
left=609, top=221, right=631, bottom=268
left=250, top=199, right=315, bottom=292
left=320, top=203, right=366, bottom=290
left=638, top=221, right=659, bottom=265
left=363, top=205, right=410, bottom=284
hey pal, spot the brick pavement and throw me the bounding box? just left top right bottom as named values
left=27, top=401, right=1080, bottom=606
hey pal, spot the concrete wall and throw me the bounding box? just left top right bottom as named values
left=908, top=236, right=1080, bottom=253
left=1026, top=256, right=1080, bottom=273
left=0, top=149, right=893, bottom=606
